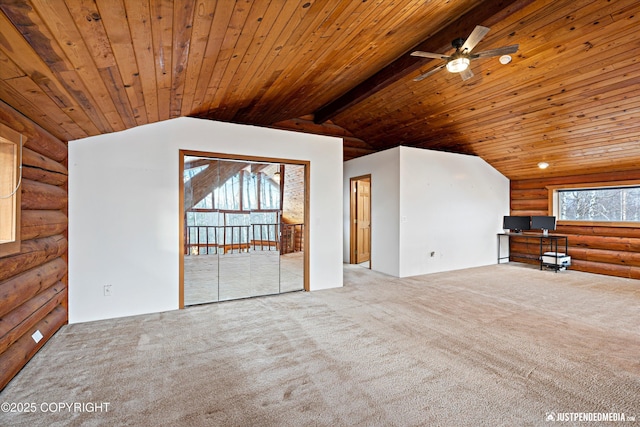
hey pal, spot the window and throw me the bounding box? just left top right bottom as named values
left=0, top=123, right=23, bottom=257
left=550, top=182, right=640, bottom=225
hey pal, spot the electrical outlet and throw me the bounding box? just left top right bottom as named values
left=32, top=329, right=43, bottom=343
left=104, top=284, right=112, bottom=296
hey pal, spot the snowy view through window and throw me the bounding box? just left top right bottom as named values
left=558, top=186, right=640, bottom=222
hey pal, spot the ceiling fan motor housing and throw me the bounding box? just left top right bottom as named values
left=452, top=37, right=466, bottom=50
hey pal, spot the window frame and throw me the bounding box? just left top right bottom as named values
left=0, top=122, right=23, bottom=257
left=547, top=180, right=640, bottom=228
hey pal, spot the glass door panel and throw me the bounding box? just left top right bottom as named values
left=218, top=162, right=251, bottom=300
left=183, top=158, right=220, bottom=305
left=280, top=164, right=305, bottom=292
left=218, top=210, right=252, bottom=300
left=249, top=164, right=281, bottom=296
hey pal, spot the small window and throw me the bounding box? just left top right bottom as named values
left=0, top=123, right=23, bottom=257
left=550, top=182, right=640, bottom=225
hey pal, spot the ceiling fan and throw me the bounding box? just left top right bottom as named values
left=411, top=25, right=518, bottom=82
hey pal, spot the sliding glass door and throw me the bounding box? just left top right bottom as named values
left=183, top=158, right=221, bottom=304
left=181, top=154, right=305, bottom=305
left=217, top=161, right=281, bottom=301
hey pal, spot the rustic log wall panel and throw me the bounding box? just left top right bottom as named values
left=21, top=210, right=68, bottom=241
left=0, top=282, right=66, bottom=355
left=0, top=306, right=67, bottom=391
left=0, top=235, right=67, bottom=283
left=0, top=258, right=67, bottom=318
left=0, top=282, right=66, bottom=354
left=0, top=101, right=68, bottom=163
left=510, top=170, right=640, bottom=279
left=0, top=101, right=68, bottom=390
left=22, top=147, right=68, bottom=186
left=21, top=180, right=68, bottom=211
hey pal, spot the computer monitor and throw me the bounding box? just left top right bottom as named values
left=531, top=215, right=556, bottom=231
left=503, top=216, right=531, bottom=233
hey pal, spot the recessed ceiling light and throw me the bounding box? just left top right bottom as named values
left=538, top=162, right=549, bottom=169
left=499, top=55, right=512, bottom=65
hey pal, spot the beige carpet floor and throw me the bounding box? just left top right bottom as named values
left=1, top=263, right=639, bottom=426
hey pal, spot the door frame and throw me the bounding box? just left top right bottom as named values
left=179, top=150, right=310, bottom=308
left=349, top=174, right=371, bottom=267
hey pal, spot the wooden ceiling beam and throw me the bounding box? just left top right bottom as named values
left=312, top=0, right=535, bottom=124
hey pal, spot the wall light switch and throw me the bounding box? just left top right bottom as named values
left=104, top=284, right=112, bottom=296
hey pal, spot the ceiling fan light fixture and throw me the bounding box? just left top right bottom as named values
left=446, top=57, right=470, bottom=73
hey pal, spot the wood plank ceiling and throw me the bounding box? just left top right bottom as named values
left=0, top=0, right=639, bottom=180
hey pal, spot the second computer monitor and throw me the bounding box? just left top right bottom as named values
left=531, top=215, right=556, bottom=231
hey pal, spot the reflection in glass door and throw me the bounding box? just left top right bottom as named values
left=181, top=154, right=305, bottom=306
left=218, top=162, right=278, bottom=300
left=279, top=164, right=305, bottom=293
left=183, top=158, right=221, bottom=305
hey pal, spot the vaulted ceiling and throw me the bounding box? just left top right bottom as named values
left=1, top=0, right=638, bottom=180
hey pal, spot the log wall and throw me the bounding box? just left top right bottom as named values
left=510, top=171, right=640, bottom=280
left=0, top=100, right=68, bottom=390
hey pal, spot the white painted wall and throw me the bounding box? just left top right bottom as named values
left=69, top=117, right=343, bottom=323
left=343, top=146, right=509, bottom=278
left=343, top=148, right=400, bottom=277
left=398, top=146, right=509, bottom=277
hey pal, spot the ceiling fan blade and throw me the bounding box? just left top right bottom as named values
left=413, top=63, right=447, bottom=81
left=461, top=25, right=490, bottom=53
left=472, top=44, right=519, bottom=58
left=411, top=51, right=450, bottom=60
left=460, top=67, right=474, bottom=81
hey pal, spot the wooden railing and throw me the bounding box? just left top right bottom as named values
left=186, top=223, right=273, bottom=254
left=185, top=223, right=305, bottom=255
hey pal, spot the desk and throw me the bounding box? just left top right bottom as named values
left=498, top=233, right=569, bottom=271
